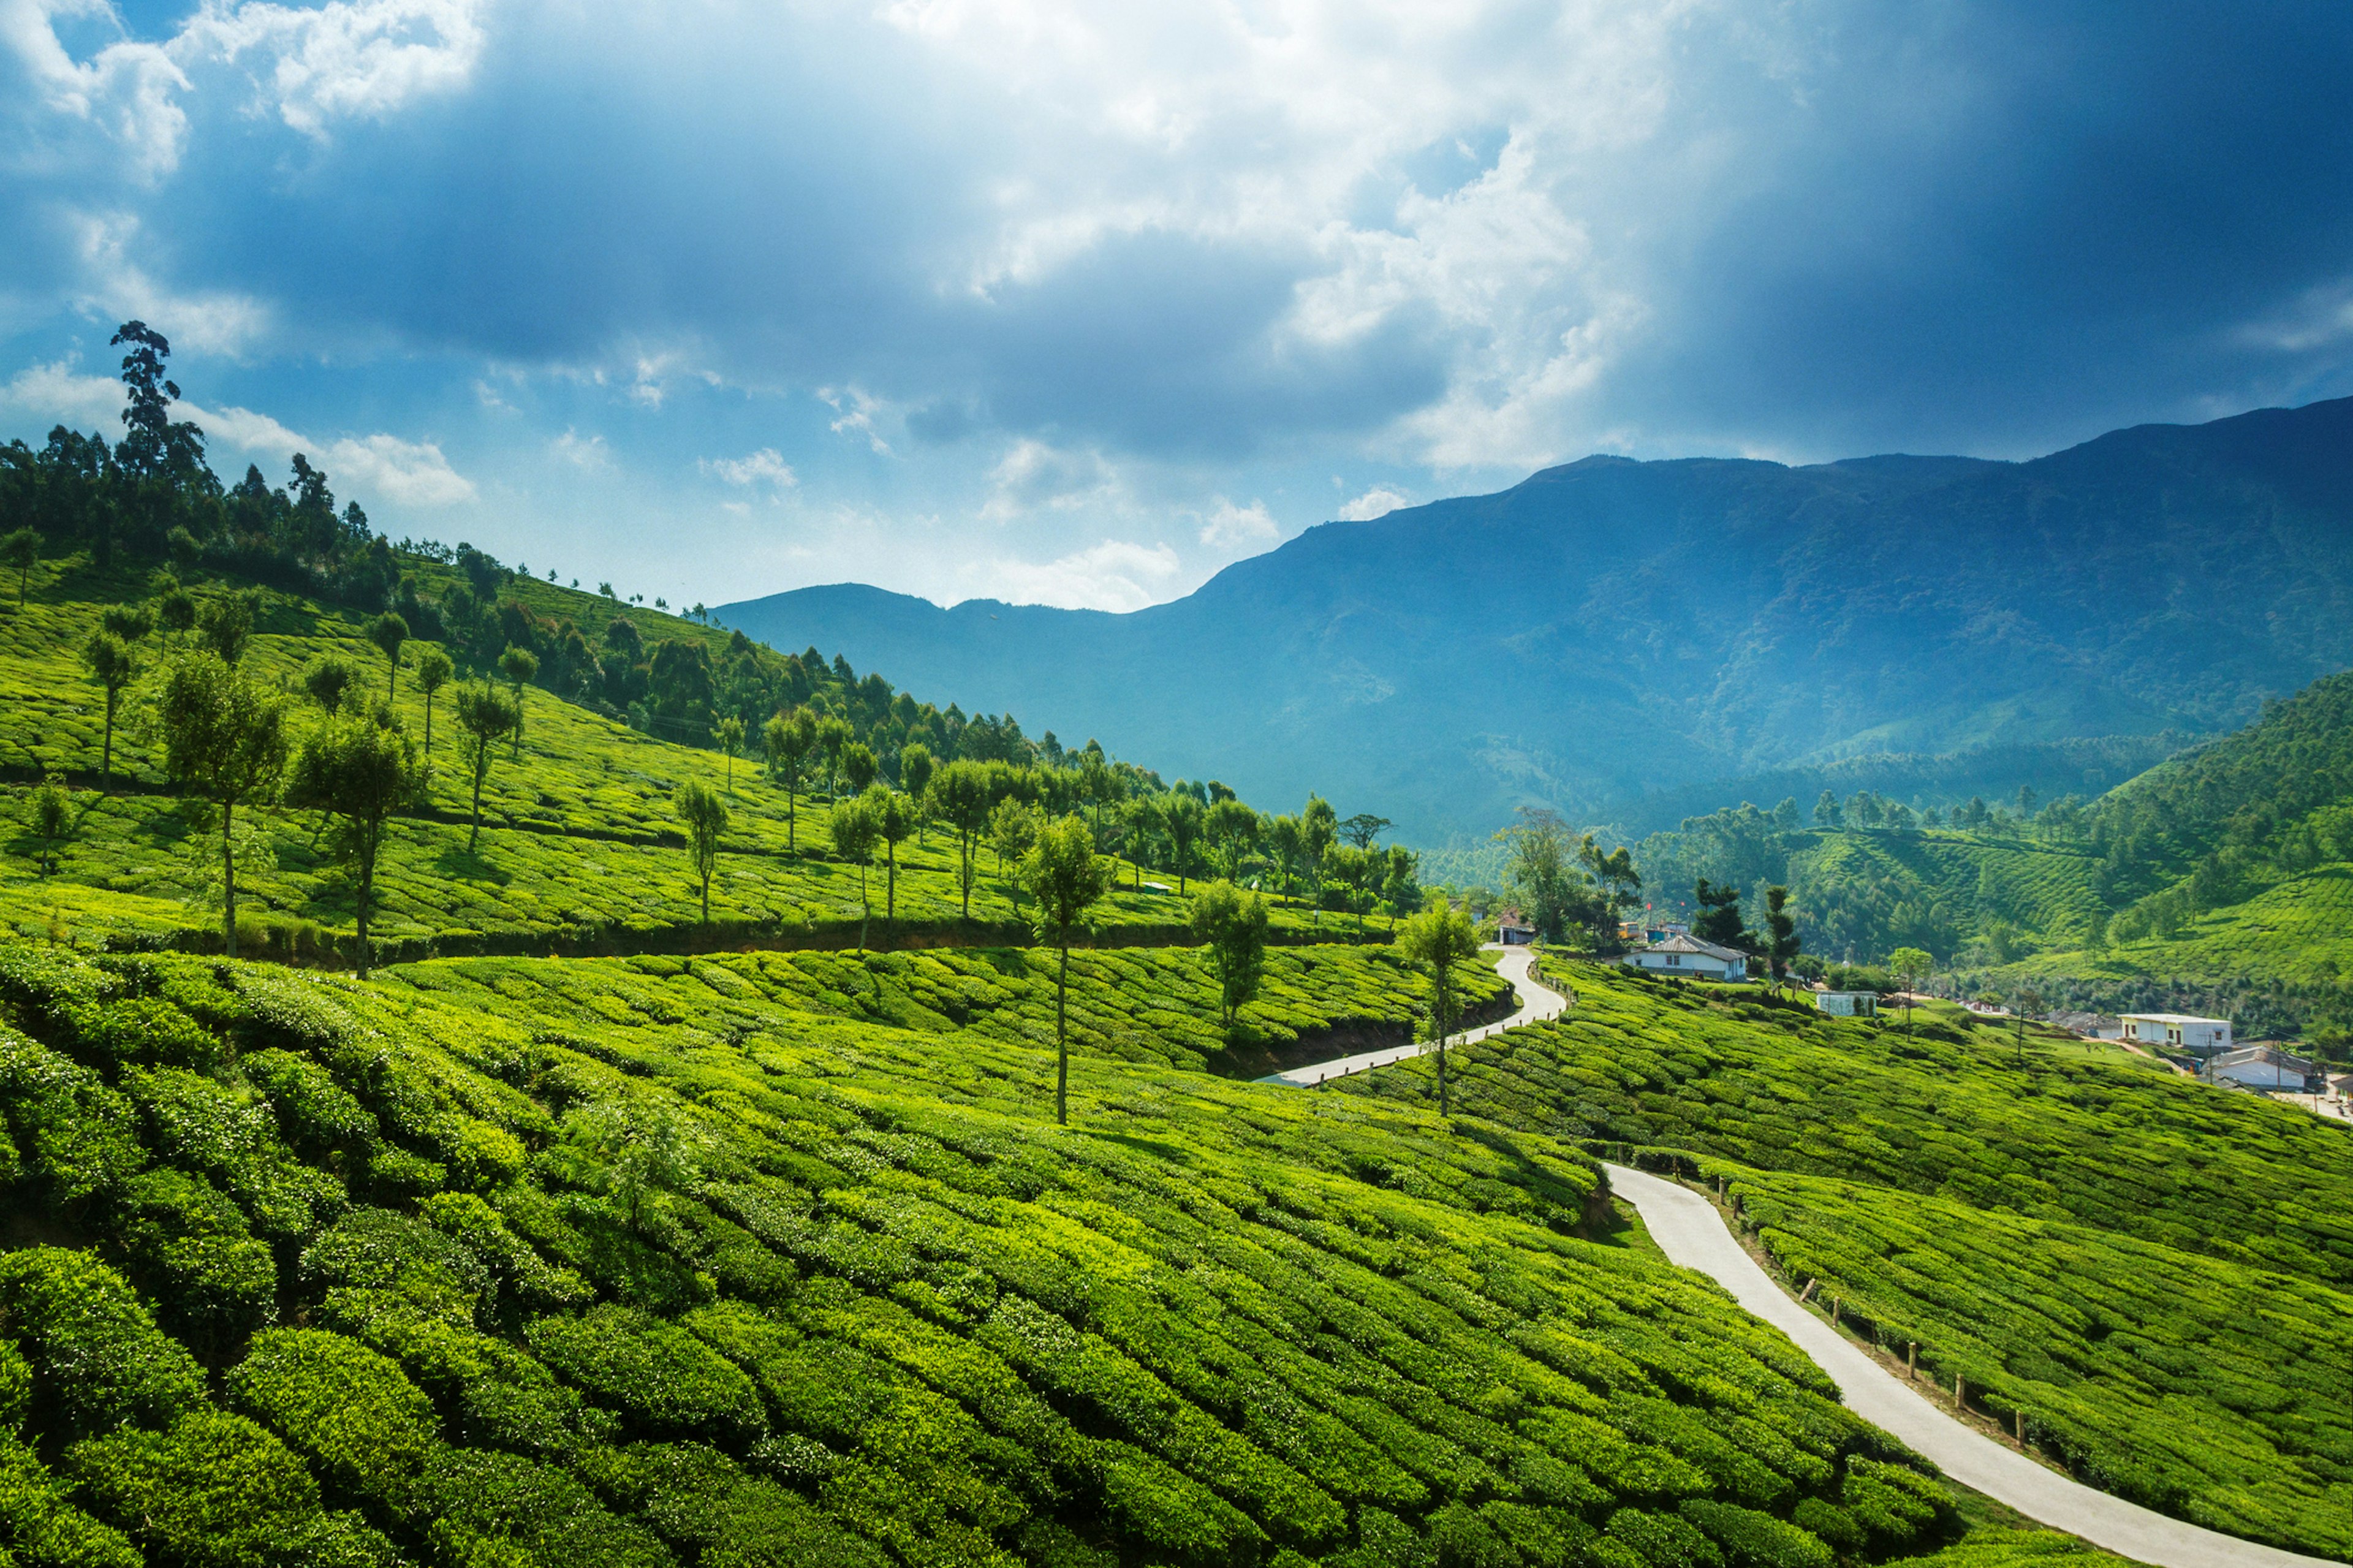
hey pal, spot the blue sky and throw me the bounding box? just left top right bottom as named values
left=6, top=1, right=2352, bottom=612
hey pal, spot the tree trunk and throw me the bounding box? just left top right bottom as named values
left=356, top=849, right=373, bottom=979
left=887, top=843, right=897, bottom=926
left=100, top=689, right=116, bottom=790
left=222, top=799, right=238, bottom=959
left=858, top=863, right=869, bottom=952
left=470, top=763, right=485, bottom=852
left=1056, top=942, right=1070, bottom=1126
left=786, top=784, right=795, bottom=853
left=701, top=868, right=711, bottom=925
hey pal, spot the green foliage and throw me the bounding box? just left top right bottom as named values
left=227, top=1328, right=439, bottom=1513
left=0, top=1249, right=205, bottom=1437
left=526, top=1306, right=764, bottom=1445
left=1189, top=879, right=1267, bottom=1030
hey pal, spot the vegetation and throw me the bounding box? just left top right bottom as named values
left=1340, top=960, right=2353, bottom=1558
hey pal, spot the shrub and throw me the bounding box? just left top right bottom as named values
left=300, top=1207, right=491, bottom=1324
left=1679, top=1499, right=1835, bottom=1568
left=422, top=1446, right=674, bottom=1568
left=67, top=1411, right=322, bottom=1568
left=0, top=1036, right=145, bottom=1206
left=0, top=1431, right=142, bottom=1568
left=585, top=1442, right=887, bottom=1568
left=61, top=996, right=220, bottom=1071
left=317, top=1289, right=591, bottom=1456
left=225, top=1328, right=440, bottom=1515
left=0, top=1249, right=205, bottom=1437
left=1604, top=1508, right=1722, bottom=1568
left=526, top=1306, right=764, bottom=1446
left=112, top=1167, right=278, bottom=1348
left=242, top=1049, right=379, bottom=1154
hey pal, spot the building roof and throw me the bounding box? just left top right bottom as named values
left=1637, top=932, right=1750, bottom=964
left=1495, top=908, right=1534, bottom=928
left=2209, top=1045, right=2316, bottom=1073
left=2121, top=1013, right=2230, bottom=1026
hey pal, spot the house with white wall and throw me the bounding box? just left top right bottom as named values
left=2119, top=1013, right=2232, bottom=1055
left=1621, top=933, right=1749, bottom=982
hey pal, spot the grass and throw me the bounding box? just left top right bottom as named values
left=1336, top=960, right=2353, bottom=1559
left=0, top=934, right=1982, bottom=1568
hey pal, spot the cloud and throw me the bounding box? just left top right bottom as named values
left=181, top=0, right=487, bottom=139
left=818, top=386, right=892, bottom=455
left=552, top=428, right=611, bottom=471
left=982, top=438, right=1116, bottom=520
left=202, top=401, right=476, bottom=505
left=0, top=359, right=123, bottom=428
left=702, top=446, right=796, bottom=488
left=983, top=538, right=1180, bottom=613
left=66, top=210, right=273, bottom=353
left=1197, top=496, right=1276, bottom=547
left=1336, top=486, right=1409, bottom=522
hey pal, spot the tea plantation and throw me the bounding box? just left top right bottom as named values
left=0, top=935, right=2017, bottom=1568
left=1339, top=961, right=2353, bottom=1558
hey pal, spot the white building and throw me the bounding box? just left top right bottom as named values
left=1814, top=991, right=1879, bottom=1017
left=2119, top=1013, right=2232, bottom=1055
left=2205, top=1045, right=2316, bottom=1091
left=1621, top=933, right=1750, bottom=982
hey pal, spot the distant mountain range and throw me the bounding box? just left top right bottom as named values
left=721, top=396, right=2353, bottom=844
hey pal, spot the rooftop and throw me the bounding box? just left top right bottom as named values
left=1638, top=932, right=1750, bottom=964
left=2120, top=1013, right=2231, bottom=1026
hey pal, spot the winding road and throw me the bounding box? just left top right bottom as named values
left=1266, top=949, right=2335, bottom=1568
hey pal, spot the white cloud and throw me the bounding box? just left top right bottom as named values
left=1197, top=495, right=1277, bottom=547
left=0, top=359, right=124, bottom=428
left=701, top=446, right=797, bottom=488
left=817, top=385, right=893, bottom=455
left=982, top=437, right=1116, bottom=520
left=180, top=0, right=486, bottom=138
left=983, top=538, right=1180, bottom=613
left=64, top=210, right=275, bottom=354
left=203, top=401, right=476, bottom=506
left=1336, top=485, right=1409, bottom=521
left=552, top=428, right=612, bottom=471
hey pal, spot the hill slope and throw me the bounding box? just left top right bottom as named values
left=722, top=396, right=2353, bottom=842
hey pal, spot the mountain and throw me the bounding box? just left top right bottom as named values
left=721, top=396, right=2353, bottom=843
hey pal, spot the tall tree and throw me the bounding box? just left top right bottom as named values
left=933, top=760, right=994, bottom=918
left=29, top=774, right=72, bottom=877
left=1692, top=879, right=1750, bottom=956
left=763, top=708, right=817, bottom=852
left=817, top=716, right=852, bottom=799
left=1398, top=904, right=1480, bottom=1116
left=1764, top=885, right=1802, bottom=989
left=453, top=683, right=520, bottom=852
left=285, top=712, right=420, bottom=978
left=675, top=781, right=730, bottom=927
left=899, top=743, right=936, bottom=845
left=1191, top=880, right=1268, bottom=1032
left=1498, top=807, right=1577, bottom=940
left=841, top=741, right=877, bottom=797
left=1022, top=815, right=1114, bottom=1126
left=199, top=590, right=261, bottom=666
left=0, top=529, right=36, bottom=608
left=1300, top=796, right=1337, bottom=929
left=79, top=631, right=135, bottom=790
left=1165, top=795, right=1205, bottom=895
left=871, top=786, right=917, bottom=935
left=1887, top=947, right=1934, bottom=1036
left=990, top=797, right=1039, bottom=911
left=1260, top=812, right=1299, bottom=901
left=1339, top=813, right=1391, bottom=851
left=713, top=716, right=745, bottom=795
left=152, top=653, right=290, bottom=958
left=1205, top=798, right=1259, bottom=882
left=369, top=613, right=409, bottom=698
left=414, top=648, right=454, bottom=773
left=301, top=656, right=361, bottom=716
left=828, top=795, right=881, bottom=952
left=498, top=646, right=539, bottom=757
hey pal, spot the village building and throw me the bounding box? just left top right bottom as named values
left=2119, top=1013, right=2232, bottom=1055
left=1621, top=932, right=1749, bottom=981
left=2204, top=1044, right=2319, bottom=1091
left=1495, top=909, right=1537, bottom=945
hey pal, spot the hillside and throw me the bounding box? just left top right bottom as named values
left=1341, top=961, right=2353, bottom=1560
left=720, top=396, right=2353, bottom=843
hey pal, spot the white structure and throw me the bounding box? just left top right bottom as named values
left=1814, top=991, right=1879, bottom=1017
left=2205, top=1045, right=2316, bottom=1090
left=1496, top=909, right=1537, bottom=945
left=2119, top=1013, right=2232, bottom=1055
left=1622, top=933, right=1749, bottom=982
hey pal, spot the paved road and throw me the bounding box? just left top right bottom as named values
left=1257, top=943, right=1567, bottom=1086
left=1606, top=1161, right=2333, bottom=1568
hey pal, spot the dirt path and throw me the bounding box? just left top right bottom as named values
left=1605, top=1161, right=2334, bottom=1568
left=1257, top=942, right=1566, bottom=1085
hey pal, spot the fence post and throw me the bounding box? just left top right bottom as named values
left=2014, top=1408, right=2025, bottom=1444
left=1907, top=1342, right=1917, bottom=1380
left=1955, top=1374, right=1966, bottom=1409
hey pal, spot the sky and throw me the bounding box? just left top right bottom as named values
left=5, top=2, right=2353, bottom=614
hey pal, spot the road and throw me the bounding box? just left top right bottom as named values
left=1259, top=949, right=2333, bottom=1567
left=1256, top=942, right=1566, bottom=1086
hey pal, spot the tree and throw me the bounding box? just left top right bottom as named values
left=29, top=774, right=71, bottom=877
left=933, top=760, right=995, bottom=918
left=2012, top=986, right=2046, bottom=1058
left=1023, top=816, right=1115, bottom=1126
left=498, top=646, right=539, bottom=757
left=1887, top=947, right=1934, bottom=1036
left=285, top=713, right=419, bottom=978
left=1261, top=812, right=1299, bottom=901
left=1301, top=796, right=1337, bottom=929
left=900, top=744, right=936, bottom=845
left=1498, top=807, right=1578, bottom=940
left=151, top=653, right=291, bottom=958
left=1578, top=835, right=1642, bottom=949
left=1079, top=752, right=1118, bottom=846
left=1813, top=790, right=1844, bottom=828
left=1693, top=879, right=1750, bottom=956
left=368, top=613, right=409, bottom=698
left=1165, top=795, right=1204, bottom=894
left=156, top=578, right=197, bottom=645
left=414, top=648, right=455, bottom=771
left=1205, top=798, right=1259, bottom=882
left=713, top=716, right=745, bottom=794
left=991, top=797, right=1039, bottom=910
left=1339, top=813, right=1391, bottom=851
left=100, top=604, right=152, bottom=645
left=0, top=529, right=37, bottom=608
left=1381, top=845, right=1421, bottom=930
left=453, top=683, right=520, bottom=852
left=1398, top=904, right=1481, bottom=1116
left=828, top=795, right=881, bottom=952
left=301, top=656, right=362, bottom=715
left=870, top=787, right=918, bottom=935
left=1764, top=885, right=1802, bottom=988
left=841, top=741, right=877, bottom=797
left=817, top=716, right=852, bottom=798
left=675, top=781, right=730, bottom=927
left=79, top=631, right=136, bottom=790
left=763, top=708, right=817, bottom=852
left=199, top=590, right=261, bottom=666
left=1191, top=880, right=1268, bottom=1032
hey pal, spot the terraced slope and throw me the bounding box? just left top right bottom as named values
left=1337, top=961, right=2353, bottom=1559
left=0, top=937, right=1979, bottom=1568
